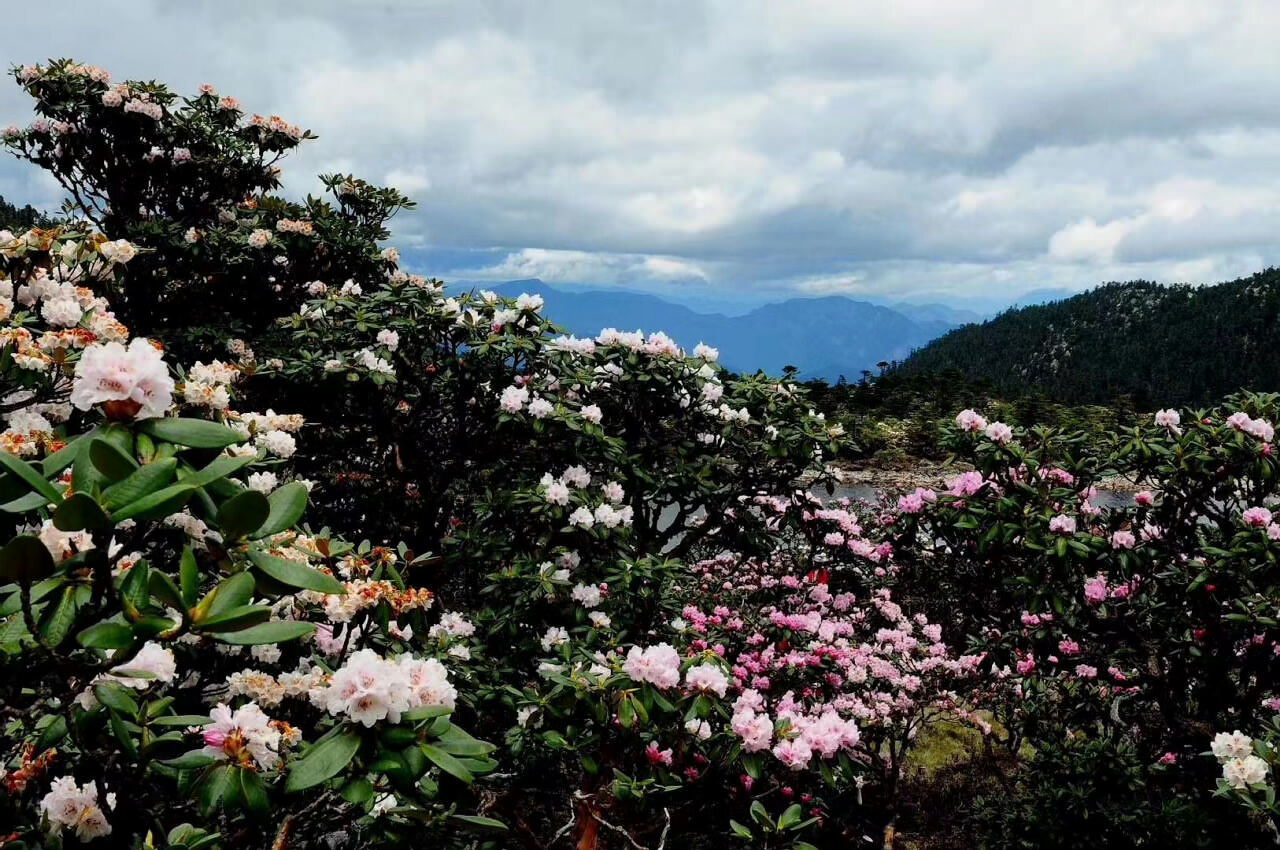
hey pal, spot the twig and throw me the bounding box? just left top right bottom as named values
left=655, top=808, right=671, bottom=850
left=550, top=796, right=577, bottom=846
left=571, top=791, right=653, bottom=850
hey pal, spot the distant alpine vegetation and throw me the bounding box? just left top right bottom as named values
left=896, top=269, right=1280, bottom=407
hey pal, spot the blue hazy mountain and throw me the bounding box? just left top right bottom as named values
left=474, top=280, right=956, bottom=381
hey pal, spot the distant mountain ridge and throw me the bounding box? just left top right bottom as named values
left=469, top=280, right=955, bottom=381
left=896, top=269, right=1280, bottom=407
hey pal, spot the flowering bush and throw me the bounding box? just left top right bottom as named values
left=0, top=228, right=495, bottom=848
left=869, top=400, right=1280, bottom=846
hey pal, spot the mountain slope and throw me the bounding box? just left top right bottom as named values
left=896, top=269, right=1280, bottom=407
left=485, top=280, right=953, bottom=381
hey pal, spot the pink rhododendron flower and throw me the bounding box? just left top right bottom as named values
left=623, top=644, right=682, bottom=689
left=955, top=409, right=987, bottom=432
left=1084, top=574, right=1108, bottom=604
left=1048, top=515, right=1077, bottom=535
left=1243, top=507, right=1273, bottom=528
left=685, top=662, right=730, bottom=697
left=1110, top=529, right=1135, bottom=549
left=984, top=421, right=1012, bottom=444
left=201, top=702, right=282, bottom=770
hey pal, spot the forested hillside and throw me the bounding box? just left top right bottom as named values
left=0, top=192, right=52, bottom=230
left=897, top=270, right=1280, bottom=406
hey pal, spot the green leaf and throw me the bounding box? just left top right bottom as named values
left=120, top=558, right=151, bottom=614
left=162, top=751, right=217, bottom=770
left=0, top=490, right=52, bottom=513
left=199, top=765, right=237, bottom=816
left=340, top=778, right=374, bottom=806
left=149, top=569, right=184, bottom=611
left=36, top=715, right=68, bottom=750
left=0, top=535, right=55, bottom=583
left=285, top=730, right=361, bottom=792
left=102, top=458, right=178, bottom=511
left=152, top=715, right=215, bottom=729
left=110, top=711, right=138, bottom=758
left=141, top=418, right=246, bottom=449
left=180, top=546, right=199, bottom=607
left=197, top=604, right=270, bottom=632
left=403, top=705, right=453, bottom=723
left=0, top=450, right=62, bottom=505
left=89, top=438, right=138, bottom=481
left=212, top=620, right=315, bottom=645
left=420, top=743, right=474, bottom=783
left=778, top=803, right=803, bottom=830
left=40, top=585, right=78, bottom=646
left=200, top=572, right=257, bottom=620
left=436, top=725, right=495, bottom=757
left=450, top=815, right=508, bottom=832
left=94, top=683, right=140, bottom=716
left=70, top=442, right=107, bottom=498
left=181, top=454, right=256, bottom=489
left=216, top=489, right=270, bottom=540
left=238, top=767, right=269, bottom=817
left=248, top=547, right=344, bottom=594
left=252, top=482, right=308, bottom=538
left=42, top=436, right=85, bottom=478
left=78, top=620, right=134, bottom=649
left=729, top=820, right=754, bottom=839
left=111, top=482, right=196, bottom=523
left=53, top=493, right=111, bottom=532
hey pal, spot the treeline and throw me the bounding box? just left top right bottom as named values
left=0, top=192, right=53, bottom=230
left=893, top=270, right=1280, bottom=408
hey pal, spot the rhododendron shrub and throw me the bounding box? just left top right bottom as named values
left=2, top=60, right=413, bottom=358
left=870, top=398, right=1280, bottom=845
left=482, top=490, right=978, bottom=847
left=0, top=229, right=495, bottom=849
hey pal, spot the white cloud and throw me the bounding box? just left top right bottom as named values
left=4, top=1, right=1280, bottom=305
left=464, top=248, right=709, bottom=285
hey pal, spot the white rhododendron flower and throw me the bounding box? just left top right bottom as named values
left=318, top=649, right=455, bottom=727
left=70, top=339, right=175, bottom=420
left=1222, top=755, right=1269, bottom=789
left=39, top=776, right=112, bottom=842
left=1211, top=730, right=1254, bottom=762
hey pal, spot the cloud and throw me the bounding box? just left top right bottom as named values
left=3, top=1, right=1280, bottom=308
left=461, top=248, right=709, bottom=285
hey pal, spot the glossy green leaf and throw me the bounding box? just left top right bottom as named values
left=285, top=730, right=361, bottom=792
left=196, top=604, right=270, bottom=632
left=102, top=458, right=178, bottom=511
left=420, top=743, right=474, bottom=783
left=0, top=450, right=62, bottom=505
left=77, top=620, right=134, bottom=649
left=141, top=418, right=246, bottom=449
left=212, top=619, right=315, bottom=645
left=248, top=547, right=344, bottom=594
left=0, top=535, right=56, bottom=583
left=112, top=482, right=196, bottom=522
left=216, top=489, right=270, bottom=540
left=89, top=438, right=138, bottom=481
left=52, top=493, right=110, bottom=532
left=181, top=454, right=256, bottom=489
left=252, top=482, right=308, bottom=538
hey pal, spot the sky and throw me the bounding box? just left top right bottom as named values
left=3, top=0, right=1280, bottom=311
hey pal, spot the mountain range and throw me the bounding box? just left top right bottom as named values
left=896, top=269, right=1280, bottom=407
left=480, top=280, right=957, bottom=381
